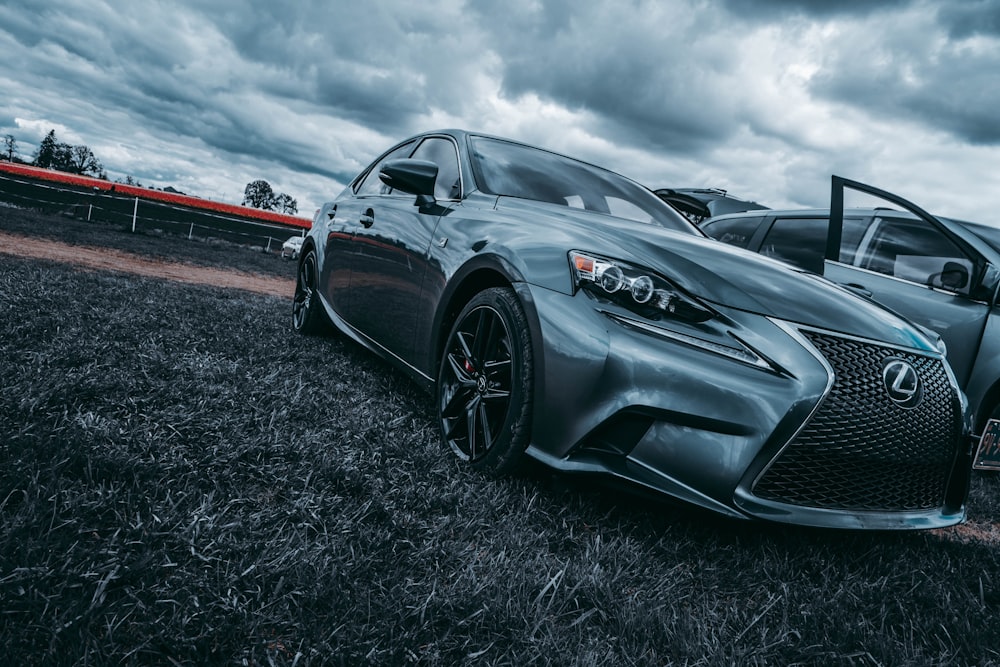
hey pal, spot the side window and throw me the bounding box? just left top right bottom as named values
left=355, top=141, right=416, bottom=196
left=701, top=216, right=763, bottom=249
left=859, top=217, right=974, bottom=294
left=755, top=216, right=871, bottom=269
left=607, top=197, right=653, bottom=224
left=760, top=217, right=827, bottom=272
left=838, top=217, right=870, bottom=264
left=410, top=137, right=462, bottom=200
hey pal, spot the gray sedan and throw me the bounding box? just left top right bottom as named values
left=293, top=134, right=972, bottom=529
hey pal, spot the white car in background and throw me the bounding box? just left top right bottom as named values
left=281, top=235, right=305, bottom=260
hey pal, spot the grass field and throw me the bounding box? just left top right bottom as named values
left=2, top=208, right=1000, bottom=665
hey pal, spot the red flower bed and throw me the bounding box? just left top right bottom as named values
left=0, top=161, right=311, bottom=229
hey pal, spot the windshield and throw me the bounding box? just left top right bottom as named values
left=468, top=136, right=695, bottom=233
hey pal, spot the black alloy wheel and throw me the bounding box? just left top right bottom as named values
left=438, top=287, right=533, bottom=475
left=292, top=250, right=327, bottom=334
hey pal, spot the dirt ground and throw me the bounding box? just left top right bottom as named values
left=0, top=230, right=295, bottom=298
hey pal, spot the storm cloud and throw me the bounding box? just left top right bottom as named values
left=2, top=0, right=999, bottom=220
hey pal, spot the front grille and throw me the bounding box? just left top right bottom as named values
left=752, top=330, right=960, bottom=511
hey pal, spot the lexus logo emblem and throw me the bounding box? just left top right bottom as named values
left=882, top=358, right=923, bottom=408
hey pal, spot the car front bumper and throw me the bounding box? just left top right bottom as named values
left=521, top=284, right=971, bottom=529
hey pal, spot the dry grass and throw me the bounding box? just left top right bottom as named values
left=2, top=208, right=1000, bottom=666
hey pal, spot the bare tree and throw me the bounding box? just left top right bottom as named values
left=3, top=134, right=17, bottom=162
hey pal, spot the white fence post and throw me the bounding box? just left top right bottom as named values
left=131, top=197, right=139, bottom=232
left=87, top=204, right=92, bottom=221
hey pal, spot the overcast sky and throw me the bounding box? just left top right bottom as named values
left=2, top=0, right=999, bottom=223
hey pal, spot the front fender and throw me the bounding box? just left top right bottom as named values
left=426, top=252, right=530, bottom=377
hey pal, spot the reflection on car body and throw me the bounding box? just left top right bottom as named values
left=292, top=134, right=971, bottom=529
left=700, top=178, right=1000, bottom=462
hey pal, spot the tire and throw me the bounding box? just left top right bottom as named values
left=291, top=250, right=329, bottom=335
left=437, top=287, right=534, bottom=476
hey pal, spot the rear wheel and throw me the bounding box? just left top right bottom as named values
left=437, top=287, right=533, bottom=475
left=292, top=250, right=328, bottom=334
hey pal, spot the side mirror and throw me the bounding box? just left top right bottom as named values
left=928, top=261, right=970, bottom=291
left=379, top=159, right=438, bottom=207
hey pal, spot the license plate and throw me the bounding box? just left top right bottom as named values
left=974, top=418, right=1000, bottom=471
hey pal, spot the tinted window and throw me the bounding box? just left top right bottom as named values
left=755, top=216, right=870, bottom=270
left=411, top=137, right=462, bottom=200
left=355, top=141, right=416, bottom=196
left=468, top=136, right=695, bottom=232
left=859, top=217, right=973, bottom=294
left=701, top=216, right=763, bottom=249
left=760, top=217, right=827, bottom=271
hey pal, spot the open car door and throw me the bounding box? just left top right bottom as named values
left=824, top=176, right=994, bottom=388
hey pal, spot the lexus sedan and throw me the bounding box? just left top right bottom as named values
left=292, top=131, right=972, bottom=529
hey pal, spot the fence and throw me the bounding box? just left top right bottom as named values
left=0, top=170, right=308, bottom=252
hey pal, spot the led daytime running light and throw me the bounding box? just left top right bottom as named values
left=570, top=250, right=713, bottom=322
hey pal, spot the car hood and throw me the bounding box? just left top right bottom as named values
left=494, top=197, right=934, bottom=351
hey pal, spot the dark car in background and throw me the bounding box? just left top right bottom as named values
left=655, top=187, right=768, bottom=224
left=292, top=135, right=971, bottom=529
left=701, top=177, right=1000, bottom=469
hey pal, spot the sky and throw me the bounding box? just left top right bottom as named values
left=2, top=0, right=1000, bottom=224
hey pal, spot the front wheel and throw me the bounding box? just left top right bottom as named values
left=291, top=250, right=329, bottom=335
left=437, top=287, right=534, bottom=476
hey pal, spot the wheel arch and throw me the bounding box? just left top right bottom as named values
left=298, top=235, right=319, bottom=264
left=431, top=257, right=546, bottom=405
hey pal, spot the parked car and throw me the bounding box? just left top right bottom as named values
left=281, top=234, right=304, bottom=260
left=654, top=187, right=768, bottom=224
left=292, top=133, right=971, bottom=529
left=700, top=177, right=1000, bottom=469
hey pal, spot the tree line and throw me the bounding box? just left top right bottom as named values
left=3, top=130, right=298, bottom=215
left=4, top=130, right=105, bottom=178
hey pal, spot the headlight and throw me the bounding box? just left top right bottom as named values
left=569, top=251, right=714, bottom=323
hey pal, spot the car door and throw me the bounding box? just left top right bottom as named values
left=322, top=140, right=417, bottom=321
left=342, top=136, right=461, bottom=368
left=825, top=177, right=992, bottom=386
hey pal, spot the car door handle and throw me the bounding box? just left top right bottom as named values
left=360, top=212, right=374, bottom=228
left=842, top=282, right=873, bottom=298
